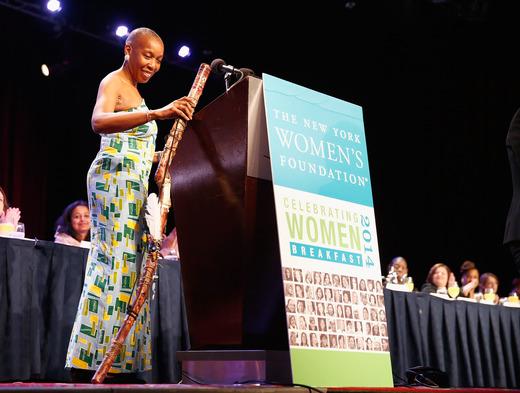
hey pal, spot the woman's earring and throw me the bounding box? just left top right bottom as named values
left=124, top=54, right=130, bottom=62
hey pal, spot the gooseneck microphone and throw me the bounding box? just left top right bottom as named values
left=210, top=58, right=255, bottom=91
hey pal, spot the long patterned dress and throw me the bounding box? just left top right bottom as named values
left=66, top=100, right=157, bottom=373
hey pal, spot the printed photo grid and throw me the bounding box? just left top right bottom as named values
left=283, top=267, right=388, bottom=352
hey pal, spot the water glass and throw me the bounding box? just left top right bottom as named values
left=15, top=222, right=25, bottom=238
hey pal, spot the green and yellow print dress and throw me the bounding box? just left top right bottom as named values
left=66, top=100, right=156, bottom=373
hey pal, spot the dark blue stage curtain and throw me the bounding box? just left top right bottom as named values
left=0, top=237, right=189, bottom=383
left=385, top=288, right=520, bottom=388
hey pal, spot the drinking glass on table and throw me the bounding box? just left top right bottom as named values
left=15, top=222, right=25, bottom=238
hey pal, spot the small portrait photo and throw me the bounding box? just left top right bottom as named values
left=296, top=299, right=306, bottom=314
left=333, top=289, right=342, bottom=303
left=344, top=305, right=353, bottom=319
left=381, top=338, right=389, bottom=351
left=347, top=335, right=356, bottom=350
left=320, top=333, right=329, bottom=348
left=298, top=315, right=308, bottom=330
left=305, top=285, right=314, bottom=299
left=326, top=303, right=335, bottom=317
left=306, top=300, right=316, bottom=315
left=323, top=273, right=332, bottom=286
left=359, top=279, right=367, bottom=292
left=356, top=337, right=364, bottom=350
left=329, top=334, right=338, bottom=348
left=351, top=276, right=359, bottom=291
left=324, top=287, right=333, bottom=301
left=351, top=291, right=359, bottom=304
left=367, top=279, right=375, bottom=292
left=293, top=268, right=303, bottom=282
left=332, top=274, right=341, bottom=287
left=315, top=287, right=324, bottom=301
left=284, top=283, right=294, bottom=297
left=286, top=298, right=296, bottom=313
left=287, top=314, right=297, bottom=329
left=318, top=317, right=327, bottom=332
left=341, top=275, right=350, bottom=289
left=316, top=302, right=325, bottom=316
left=380, top=322, right=387, bottom=337
left=300, top=331, right=309, bottom=347
left=375, top=279, right=383, bottom=293
left=310, top=332, right=319, bottom=347
left=342, top=290, right=351, bottom=303
left=313, top=271, right=323, bottom=285
left=305, top=271, right=314, bottom=284
left=289, top=331, right=299, bottom=346
left=308, top=316, right=318, bottom=331
left=338, top=334, right=346, bottom=349
left=283, top=267, right=293, bottom=281
left=295, top=284, right=304, bottom=298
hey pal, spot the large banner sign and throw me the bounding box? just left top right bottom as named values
left=263, top=74, right=393, bottom=387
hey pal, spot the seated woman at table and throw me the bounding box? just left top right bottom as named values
left=420, top=262, right=452, bottom=294
left=459, top=260, right=480, bottom=299
left=54, top=200, right=90, bottom=247
left=479, top=272, right=500, bottom=304
left=0, top=186, right=22, bottom=230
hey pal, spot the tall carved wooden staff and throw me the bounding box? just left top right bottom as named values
left=91, top=63, right=211, bottom=384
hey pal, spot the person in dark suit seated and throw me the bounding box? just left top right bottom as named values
left=504, top=107, right=520, bottom=276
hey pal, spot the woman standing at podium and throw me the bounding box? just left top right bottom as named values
left=65, top=27, right=195, bottom=383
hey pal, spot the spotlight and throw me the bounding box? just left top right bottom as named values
left=46, top=0, right=62, bottom=13
left=115, top=25, right=129, bottom=38
left=41, top=64, right=50, bottom=77
left=177, top=45, right=191, bottom=58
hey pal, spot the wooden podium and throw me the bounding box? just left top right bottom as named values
left=170, top=76, right=291, bottom=383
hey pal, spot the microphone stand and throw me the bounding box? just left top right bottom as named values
left=224, top=71, right=233, bottom=91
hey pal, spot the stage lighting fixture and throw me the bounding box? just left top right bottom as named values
left=178, top=45, right=191, bottom=58
left=115, top=25, right=129, bottom=38
left=46, top=0, right=62, bottom=13
left=41, top=64, right=50, bottom=77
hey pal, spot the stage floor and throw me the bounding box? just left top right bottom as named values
left=0, top=383, right=519, bottom=393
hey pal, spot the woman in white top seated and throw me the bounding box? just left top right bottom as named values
left=54, top=200, right=90, bottom=247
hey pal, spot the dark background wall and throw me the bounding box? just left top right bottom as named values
left=1, top=0, right=519, bottom=294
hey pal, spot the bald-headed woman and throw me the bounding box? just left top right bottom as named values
left=65, top=27, right=195, bottom=383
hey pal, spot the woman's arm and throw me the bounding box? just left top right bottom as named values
left=91, top=75, right=196, bottom=134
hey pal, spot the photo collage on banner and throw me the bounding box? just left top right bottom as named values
left=283, top=267, right=388, bottom=352
left=262, top=74, right=393, bottom=387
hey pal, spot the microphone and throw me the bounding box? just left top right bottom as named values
left=211, top=59, right=256, bottom=91
left=210, top=58, right=241, bottom=75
